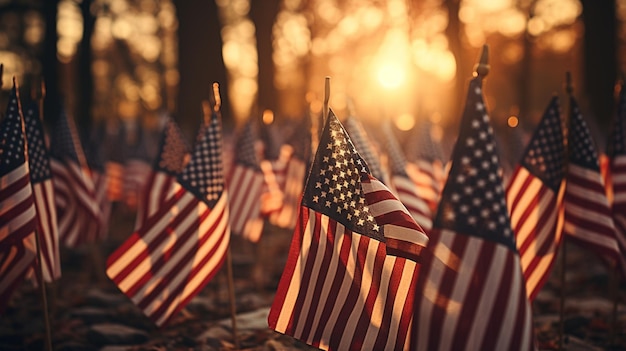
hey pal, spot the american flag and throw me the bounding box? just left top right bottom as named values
left=563, top=97, right=623, bottom=271
left=413, top=77, right=534, bottom=351
left=227, top=118, right=265, bottom=242
left=23, top=101, right=61, bottom=282
left=106, top=111, right=230, bottom=327
left=50, top=109, right=101, bottom=247
left=268, top=110, right=428, bottom=351
left=344, top=115, right=389, bottom=185
left=506, top=96, right=566, bottom=301
left=267, top=116, right=311, bottom=229
left=133, top=118, right=190, bottom=230
left=381, top=121, right=433, bottom=232
left=405, top=118, right=447, bottom=215
left=83, top=130, right=112, bottom=242
left=0, top=82, right=37, bottom=311
left=602, top=81, right=626, bottom=275
left=123, top=123, right=155, bottom=209
left=260, top=121, right=288, bottom=216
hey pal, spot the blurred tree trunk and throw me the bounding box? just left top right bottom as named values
left=42, top=0, right=60, bottom=127
left=581, top=0, right=617, bottom=131
left=444, top=0, right=465, bottom=122
left=77, top=0, right=95, bottom=136
left=250, top=0, right=280, bottom=117
left=175, top=0, right=231, bottom=137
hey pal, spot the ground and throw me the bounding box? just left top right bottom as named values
left=1, top=204, right=625, bottom=350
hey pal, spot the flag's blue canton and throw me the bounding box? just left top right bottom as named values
left=344, top=116, right=386, bottom=181
left=178, top=113, right=224, bottom=207
left=23, top=102, right=52, bottom=183
left=607, top=84, right=626, bottom=157
left=236, top=119, right=261, bottom=170
left=434, top=78, right=515, bottom=250
left=520, top=96, right=565, bottom=192
left=50, top=110, right=80, bottom=162
left=154, top=118, right=190, bottom=175
left=382, top=122, right=408, bottom=176
left=569, top=98, right=600, bottom=171
left=302, top=111, right=384, bottom=242
left=0, top=85, right=25, bottom=177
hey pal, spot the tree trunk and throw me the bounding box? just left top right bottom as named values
left=175, top=0, right=231, bottom=137
left=250, top=0, right=281, bottom=117
left=445, top=0, right=465, bottom=122
left=42, top=0, right=60, bottom=128
left=581, top=0, right=617, bottom=131
left=77, top=0, right=95, bottom=136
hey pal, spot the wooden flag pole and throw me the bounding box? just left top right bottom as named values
left=558, top=71, right=574, bottom=351
left=210, top=82, right=239, bottom=349
left=323, top=76, right=330, bottom=123
left=15, top=76, right=53, bottom=351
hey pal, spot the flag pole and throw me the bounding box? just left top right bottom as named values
left=323, top=76, right=330, bottom=123
left=559, top=71, right=574, bottom=351
left=209, top=82, right=239, bottom=349
left=16, top=76, right=53, bottom=351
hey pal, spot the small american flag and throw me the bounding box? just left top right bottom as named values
left=133, top=118, right=190, bottom=230
left=260, top=121, right=288, bottom=216
left=602, top=81, right=626, bottom=275
left=413, top=77, right=534, bottom=351
left=23, top=101, right=61, bottom=282
left=507, top=96, right=566, bottom=301
left=563, top=97, right=623, bottom=271
left=267, top=116, right=311, bottom=229
left=0, top=82, right=37, bottom=311
left=381, top=121, right=433, bottom=232
left=405, top=118, right=447, bottom=215
left=83, top=130, right=112, bottom=242
left=50, top=109, right=101, bottom=247
left=269, top=110, right=428, bottom=351
left=106, top=111, right=230, bottom=327
left=227, top=118, right=265, bottom=242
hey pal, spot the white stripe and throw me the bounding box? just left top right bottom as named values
left=294, top=214, right=330, bottom=339
left=337, top=236, right=378, bottom=351
left=274, top=209, right=315, bottom=332
left=439, top=234, right=481, bottom=351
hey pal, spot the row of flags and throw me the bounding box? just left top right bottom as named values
left=2, top=62, right=626, bottom=350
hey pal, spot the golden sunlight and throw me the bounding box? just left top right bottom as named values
left=394, top=113, right=415, bottom=131
left=377, top=63, right=405, bottom=90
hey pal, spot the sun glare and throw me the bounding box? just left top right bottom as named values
left=377, top=62, right=405, bottom=90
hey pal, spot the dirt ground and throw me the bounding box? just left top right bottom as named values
left=1, top=203, right=625, bottom=350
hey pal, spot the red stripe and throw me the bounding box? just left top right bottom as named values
left=268, top=207, right=310, bottom=328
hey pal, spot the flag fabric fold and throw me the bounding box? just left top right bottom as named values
left=0, top=82, right=37, bottom=312
left=507, top=96, right=566, bottom=301
left=23, top=101, right=61, bottom=282
left=106, top=111, right=230, bottom=327
left=413, top=77, right=534, bottom=351
left=563, top=97, right=623, bottom=272
left=269, top=110, right=428, bottom=351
